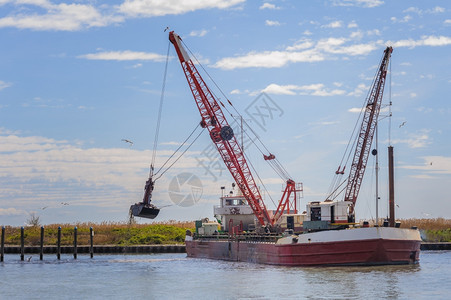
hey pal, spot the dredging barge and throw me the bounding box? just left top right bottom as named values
left=167, top=32, right=421, bottom=266
left=185, top=185, right=421, bottom=266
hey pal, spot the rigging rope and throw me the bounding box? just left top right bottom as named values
left=154, top=128, right=204, bottom=181
left=154, top=123, right=201, bottom=176
left=150, top=41, right=171, bottom=176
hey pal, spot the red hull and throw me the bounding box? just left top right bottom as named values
left=186, top=227, right=421, bottom=266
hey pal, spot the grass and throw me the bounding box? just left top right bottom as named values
left=2, top=220, right=195, bottom=246
left=399, top=218, right=451, bottom=242
left=2, top=218, right=450, bottom=245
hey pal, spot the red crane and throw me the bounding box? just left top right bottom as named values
left=340, top=47, right=393, bottom=215
left=169, top=31, right=298, bottom=228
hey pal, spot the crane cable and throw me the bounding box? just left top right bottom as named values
left=154, top=123, right=202, bottom=178
left=149, top=41, right=204, bottom=182
left=154, top=127, right=204, bottom=181
left=150, top=41, right=171, bottom=176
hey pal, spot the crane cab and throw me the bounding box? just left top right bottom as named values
left=302, top=200, right=353, bottom=231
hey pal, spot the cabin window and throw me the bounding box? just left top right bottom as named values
left=311, top=207, right=321, bottom=221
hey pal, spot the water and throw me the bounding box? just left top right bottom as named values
left=1, top=251, right=450, bottom=299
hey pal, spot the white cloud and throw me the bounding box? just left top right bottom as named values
left=0, top=1, right=123, bottom=31
left=0, top=207, right=25, bottom=216
left=400, top=156, right=451, bottom=175
left=445, top=20, right=451, bottom=25
left=322, top=21, right=343, bottom=28
left=390, top=15, right=412, bottom=23
left=0, top=80, right=12, bottom=91
left=348, top=107, right=363, bottom=113
left=331, top=0, right=384, bottom=8
left=348, top=21, right=358, bottom=28
left=213, top=37, right=384, bottom=70
left=261, top=83, right=346, bottom=96
left=404, top=6, right=445, bottom=15
left=265, top=20, right=281, bottom=26
left=189, top=29, right=208, bottom=37
left=214, top=34, right=451, bottom=70
left=0, top=132, right=205, bottom=209
left=230, top=89, right=241, bottom=94
left=259, top=3, right=280, bottom=10
left=213, top=49, right=326, bottom=69
left=391, top=35, right=451, bottom=48
left=78, top=50, right=168, bottom=62
left=367, top=29, right=381, bottom=36
left=393, top=130, right=431, bottom=149
left=118, top=0, right=245, bottom=17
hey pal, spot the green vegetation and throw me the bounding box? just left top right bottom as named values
left=2, top=221, right=195, bottom=246
left=400, top=218, right=451, bottom=242
left=2, top=218, right=450, bottom=245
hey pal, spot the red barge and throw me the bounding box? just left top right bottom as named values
left=185, top=227, right=421, bottom=266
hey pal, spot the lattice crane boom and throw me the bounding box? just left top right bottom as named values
left=344, top=46, right=393, bottom=208
left=169, top=31, right=299, bottom=227
left=169, top=32, right=274, bottom=226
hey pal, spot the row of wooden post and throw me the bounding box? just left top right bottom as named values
left=0, top=226, right=94, bottom=261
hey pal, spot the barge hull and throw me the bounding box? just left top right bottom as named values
left=186, top=227, right=421, bottom=266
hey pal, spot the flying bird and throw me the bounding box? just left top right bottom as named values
left=27, top=256, right=32, bottom=262
left=399, top=121, right=407, bottom=128
left=41, top=206, right=49, bottom=210
left=121, top=139, right=134, bottom=147
left=164, top=26, right=170, bottom=32
left=61, top=202, right=69, bottom=206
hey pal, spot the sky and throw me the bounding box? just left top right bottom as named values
left=0, top=0, right=450, bottom=226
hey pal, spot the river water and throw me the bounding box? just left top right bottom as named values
left=1, top=251, right=450, bottom=299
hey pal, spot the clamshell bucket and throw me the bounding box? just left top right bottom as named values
left=130, top=203, right=160, bottom=219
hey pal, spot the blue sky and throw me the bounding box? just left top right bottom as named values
left=1, top=0, right=450, bottom=226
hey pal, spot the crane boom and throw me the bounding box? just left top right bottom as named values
left=344, top=46, right=393, bottom=209
left=169, top=32, right=299, bottom=228
left=169, top=32, right=274, bottom=226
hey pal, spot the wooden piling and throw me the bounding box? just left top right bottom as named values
left=73, top=226, right=77, bottom=259
left=20, top=227, right=24, bottom=261
left=57, top=226, right=61, bottom=260
left=40, top=226, right=44, bottom=260
left=90, top=227, right=94, bottom=258
left=1, top=226, right=4, bottom=262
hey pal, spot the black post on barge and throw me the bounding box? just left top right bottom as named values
left=388, top=146, right=395, bottom=227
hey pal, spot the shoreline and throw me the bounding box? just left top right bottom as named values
left=1, top=242, right=450, bottom=255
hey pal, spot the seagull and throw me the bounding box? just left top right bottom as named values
left=61, top=202, right=69, bottom=206
left=399, top=121, right=407, bottom=128
left=41, top=206, right=49, bottom=210
left=121, top=139, right=134, bottom=147
left=164, top=26, right=170, bottom=32
left=27, top=256, right=32, bottom=262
